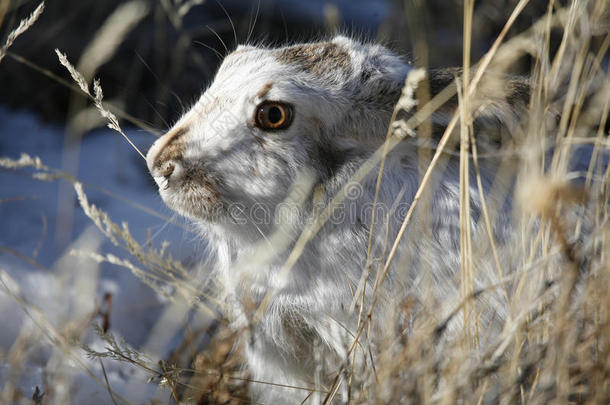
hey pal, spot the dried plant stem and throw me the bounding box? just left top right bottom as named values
left=3, top=51, right=159, bottom=134
left=0, top=269, right=134, bottom=405
left=0, top=2, right=44, bottom=64
left=55, top=49, right=147, bottom=160
left=459, top=0, right=476, bottom=347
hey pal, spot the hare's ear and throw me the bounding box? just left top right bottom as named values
left=331, top=35, right=409, bottom=87
left=351, top=42, right=411, bottom=114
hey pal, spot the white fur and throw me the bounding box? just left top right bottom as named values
left=146, top=36, right=519, bottom=403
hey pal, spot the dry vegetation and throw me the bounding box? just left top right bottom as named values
left=0, top=0, right=609, bottom=404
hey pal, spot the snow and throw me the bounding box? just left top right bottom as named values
left=1, top=97, right=604, bottom=403
left=0, top=106, right=199, bottom=403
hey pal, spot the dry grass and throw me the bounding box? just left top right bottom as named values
left=0, top=1, right=44, bottom=64
left=0, top=0, right=609, bottom=404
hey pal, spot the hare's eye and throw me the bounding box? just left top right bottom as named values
left=254, top=101, right=294, bottom=131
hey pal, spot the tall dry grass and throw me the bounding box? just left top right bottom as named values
left=0, top=0, right=609, bottom=404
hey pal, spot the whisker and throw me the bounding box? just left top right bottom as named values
left=148, top=213, right=180, bottom=242
left=134, top=51, right=186, bottom=115
left=246, top=0, right=261, bottom=45
left=193, top=40, right=224, bottom=61
left=142, top=97, right=170, bottom=130
left=206, top=24, right=229, bottom=56
left=213, top=0, right=238, bottom=48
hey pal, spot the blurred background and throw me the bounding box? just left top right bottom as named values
left=0, top=0, right=579, bottom=126
left=1, top=0, right=583, bottom=258
left=0, top=1, right=608, bottom=402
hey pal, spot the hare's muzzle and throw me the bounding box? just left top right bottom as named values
left=146, top=125, right=188, bottom=190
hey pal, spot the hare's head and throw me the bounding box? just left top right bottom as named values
left=146, top=36, right=410, bottom=235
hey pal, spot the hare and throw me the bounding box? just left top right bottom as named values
left=146, top=36, right=530, bottom=403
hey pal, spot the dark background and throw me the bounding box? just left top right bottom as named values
left=0, top=0, right=580, bottom=131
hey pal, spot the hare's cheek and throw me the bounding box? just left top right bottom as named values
left=161, top=186, right=223, bottom=221
left=157, top=165, right=225, bottom=221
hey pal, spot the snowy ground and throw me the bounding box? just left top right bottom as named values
left=0, top=106, right=204, bottom=403
left=0, top=4, right=391, bottom=401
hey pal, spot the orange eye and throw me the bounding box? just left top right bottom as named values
left=254, top=101, right=294, bottom=131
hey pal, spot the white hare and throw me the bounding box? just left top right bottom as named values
left=146, top=36, right=529, bottom=403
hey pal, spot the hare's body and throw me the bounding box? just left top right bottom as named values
left=146, top=37, right=527, bottom=403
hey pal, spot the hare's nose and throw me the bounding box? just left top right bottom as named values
left=151, top=160, right=180, bottom=190
left=146, top=124, right=188, bottom=187
left=156, top=161, right=175, bottom=178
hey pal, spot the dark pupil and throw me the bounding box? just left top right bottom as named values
left=268, top=106, right=282, bottom=124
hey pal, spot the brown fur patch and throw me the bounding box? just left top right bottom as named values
left=256, top=82, right=274, bottom=99
left=275, top=42, right=352, bottom=77
left=151, top=125, right=188, bottom=172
